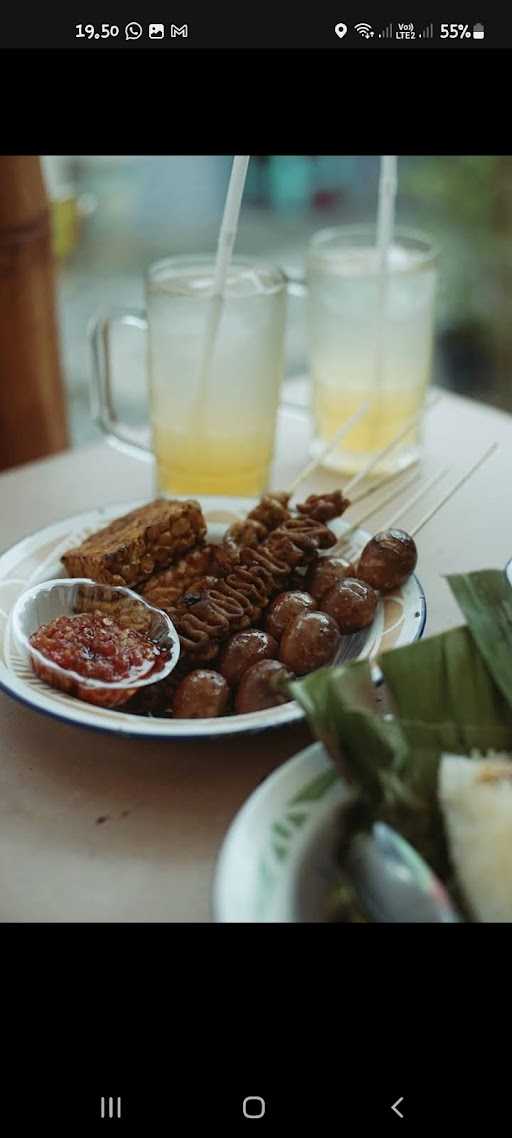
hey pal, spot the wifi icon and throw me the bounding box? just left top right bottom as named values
left=354, top=22, right=374, bottom=38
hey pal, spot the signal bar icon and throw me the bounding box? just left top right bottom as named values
left=379, top=23, right=393, bottom=38
left=100, top=1097, right=122, bottom=1119
left=419, top=23, right=433, bottom=38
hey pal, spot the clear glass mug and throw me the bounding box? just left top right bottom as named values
left=90, top=255, right=287, bottom=497
left=306, top=225, right=438, bottom=475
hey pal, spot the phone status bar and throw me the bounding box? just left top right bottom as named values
left=0, top=14, right=503, bottom=49
left=335, top=21, right=485, bottom=42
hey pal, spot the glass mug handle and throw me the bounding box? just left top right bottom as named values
left=89, top=308, right=152, bottom=459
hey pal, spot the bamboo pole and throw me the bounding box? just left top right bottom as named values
left=0, top=155, right=69, bottom=471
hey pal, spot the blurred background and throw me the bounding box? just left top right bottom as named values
left=42, top=154, right=512, bottom=448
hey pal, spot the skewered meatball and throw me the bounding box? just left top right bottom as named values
left=218, top=629, right=278, bottom=687
left=279, top=611, right=341, bottom=676
left=128, top=658, right=192, bottom=717
left=320, top=578, right=378, bottom=634
left=235, top=659, right=293, bottom=714
left=305, top=556, right=353, bottom=601
left=172, top=670, right=230, bottom=718
left=265, top=590, right=316, bottom=640
left=356, top=528, right=417, bottom=592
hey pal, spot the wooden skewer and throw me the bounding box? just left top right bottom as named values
left=343, top=392, right=442, bottom=497
left=336, top=469, right=420, bottom=547
left=286, top=400, right=369, bottom=496
left=410, top=443, right=498, bottom=538
left=384, top=465, right=451, bottom=529
left=331, top=465, right=449, bottom=555
left=349, top=461, right=419, bottom=508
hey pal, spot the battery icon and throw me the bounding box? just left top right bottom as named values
left=473, top=23, right=484, bottom=39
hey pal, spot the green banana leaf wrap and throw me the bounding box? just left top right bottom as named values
left=290, top=570, right=512, bottom=890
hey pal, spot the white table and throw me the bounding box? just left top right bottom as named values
left=0, top=390, right=510, bottom=921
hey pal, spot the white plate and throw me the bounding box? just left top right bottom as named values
left=0, top=498, right=426, bottom=739
left=213, top=742, right=348, bottom=921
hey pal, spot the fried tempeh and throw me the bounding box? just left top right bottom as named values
left=62, top=499, right=206, bottom=588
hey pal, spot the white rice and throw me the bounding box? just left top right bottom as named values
left=439, top=752, right=512, bottom=923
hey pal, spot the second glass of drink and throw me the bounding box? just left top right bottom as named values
left=306, top=225, right=438, bottom=475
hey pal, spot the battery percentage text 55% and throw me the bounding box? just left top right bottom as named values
left=440, top=24, right=473, bottom=38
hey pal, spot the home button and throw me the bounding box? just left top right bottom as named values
left=243, top=1096, right=266, bottom=1119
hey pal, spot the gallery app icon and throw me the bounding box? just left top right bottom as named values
left=149, top=23, right=165, bottom=38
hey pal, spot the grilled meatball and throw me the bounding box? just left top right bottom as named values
left=265, top=590, right=316, bottom=640
left=320, top=578, right=378, bottom=634
left=279, top=611, right=340, bottom=675
left=356, top=528, right=417, bottom=592
left=172, top=670, right=230, bottom=718
left=305, top=556, right=353, bottom=601
left=235, top=659, right=293, bottom=714
left=218, top=629, right=278, bottom=687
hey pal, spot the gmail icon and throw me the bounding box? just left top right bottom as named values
left=171, top=24, right=188, bottom=37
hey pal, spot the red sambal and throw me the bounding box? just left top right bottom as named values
left=29, top=613, right=170, bottom=706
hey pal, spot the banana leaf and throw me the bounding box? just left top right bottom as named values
left=446, top=569, right=512, bottom=709
left=290, top=569, right=512, bottom=878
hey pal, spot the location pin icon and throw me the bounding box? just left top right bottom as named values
left=335, top=23, right=347, bottom=38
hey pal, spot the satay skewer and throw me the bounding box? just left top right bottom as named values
left=343, top=391, right=442, bottom=497
left=383, top=465, right=451, bottom=529
left=286, top=401, right=369, bottom=496
left=349, top=462, right=419, bottom=508
left=286, top=394, right=439, bottom=507
left=157, top=396, right=444, bottom=616
left=409, top=443, right=498, bottom=538
left=227, top=394, right=441, bottom=555
left=334, top=465, right=449, bottom=551
left=347, top=443, right=499, bottom=596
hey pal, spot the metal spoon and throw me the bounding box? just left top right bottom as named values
left=345, top=822, right=461, bottom=923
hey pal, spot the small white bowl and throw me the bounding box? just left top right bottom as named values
left=11, top=578, right=180, bottom=708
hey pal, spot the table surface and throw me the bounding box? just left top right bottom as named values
left=0, top=388, right=510, bottom=922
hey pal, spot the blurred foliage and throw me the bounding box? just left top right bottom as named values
left=401, top=156, right=499, bottom=229
left=400, top=156, right=512, bottom=408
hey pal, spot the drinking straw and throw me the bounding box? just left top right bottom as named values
left=194, top=156, right=250, bottom=429
left=376, top=156, right=398, bottom=269
left=372, top=156, right=398, bottom=446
